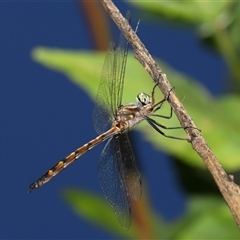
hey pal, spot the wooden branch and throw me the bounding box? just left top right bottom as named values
left=100, top=0, right=240, bottom=228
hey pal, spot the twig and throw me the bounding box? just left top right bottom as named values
left=100, top=0, right=240, bottom=229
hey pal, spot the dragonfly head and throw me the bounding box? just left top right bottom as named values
left=136, top=93, right=152, bottom=106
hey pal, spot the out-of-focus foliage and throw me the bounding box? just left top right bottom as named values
left=129, top=0, right=229, bottom=24
left=130, top=1, right=240, bottom=90
left=62, top=188, right=239, bottom=239
left=62, top=188, right=137, bottom=238
left=165, top=195, right=239, bottom=238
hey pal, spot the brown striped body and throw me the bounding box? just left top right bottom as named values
left=28, top=126, right=119, bottom=193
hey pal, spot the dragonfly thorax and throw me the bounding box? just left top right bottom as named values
left=116, top=99, right=151, bottom=132
left=136, top=93, right=152, bottom=106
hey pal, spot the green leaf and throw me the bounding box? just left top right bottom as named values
left=62, top=188, right=239, bottom=238
left=61, top=188, right=139, bottom=238
left=231, top=5, right=240, bottom=48
left=128, top=0, right=229, bottom=24
left=166, top=196, right=239, bottom=238
left=31, top=47, right=104, bottom=98
left=32, top=47, right=240, bottom=170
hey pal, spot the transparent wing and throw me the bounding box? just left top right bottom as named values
left=119, top=133, right=142, bottom=201
left=92, top=41, right=116, bottom=135
left=113, top=11, right=130, bottom=112
left=93, top=12, right=130, bottom=135
left=98, top=136, right=131, bottom=230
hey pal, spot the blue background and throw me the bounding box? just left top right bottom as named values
left=0, top=2, right=225, bottom=239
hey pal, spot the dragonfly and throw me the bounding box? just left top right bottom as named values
left=28, top=12, right=188, bottom=230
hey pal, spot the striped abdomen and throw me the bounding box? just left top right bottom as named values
left=28, top=127, right=118, bottom=193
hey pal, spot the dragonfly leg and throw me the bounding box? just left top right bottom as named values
left=146, top=117, right=188, bottom=141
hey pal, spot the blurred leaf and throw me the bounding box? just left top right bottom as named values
left=229, top=2, right=240, bottom=52
left=166, top=196, right=239, bottom=238
left=32, top=47, right=240, bottom=170
left=128, top=0, right=229, bottom=24
left=62, top=189, right=238, bottom=238
left=62, top=188, right=139, bottom=238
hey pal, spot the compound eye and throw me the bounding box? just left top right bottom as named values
left=137, top=93, right=151, bottom=105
